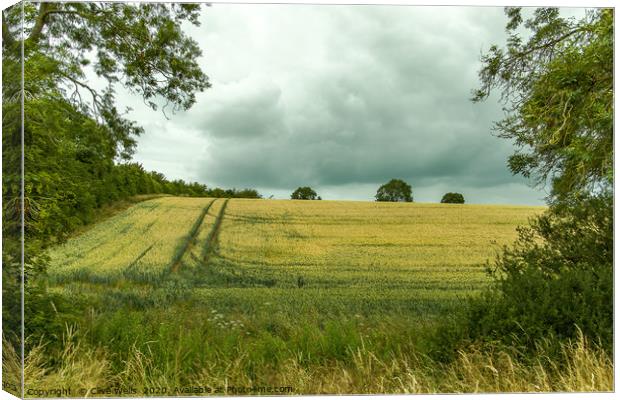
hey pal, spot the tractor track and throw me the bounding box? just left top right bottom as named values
left=202, top=198, right=230, bottom=263
left=169, top=199, right=216, bottom=273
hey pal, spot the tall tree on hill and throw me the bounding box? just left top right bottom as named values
left=375, top=179, right=413, bottom=202
left=441, top=193, right=465, bottom=204
left=291, top=187, right=319, bottom=200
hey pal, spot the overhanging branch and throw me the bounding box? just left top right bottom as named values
left=25, top=2, right=55, bottom=45
left=2, top=11, right=15, bottom=48
left=58, top=71, right=103, bottom=117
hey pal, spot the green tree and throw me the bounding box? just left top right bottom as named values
left=375, top=179, right=413, bottom=202
left=442, top=8, right=614, bottom=357
left=472, top=7, right=612, bottom=203
left=462, top=193, right=613, bottom=352
left=291, top=187, right=319, bottom=200
left=2, top=2, right=210, bottom=343
left=236, top=189, right=262, bottom=199
left=440, top=193, right=465, bottom=204
left=3, top=2, right=209, bottom=120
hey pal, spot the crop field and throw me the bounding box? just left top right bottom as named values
left=47, top=196, right=544, bottom=323
left=49, top=197, right=216, bottom=283
left=217, top=200, right=535, bottom=287
left=41, top=197, right=551, bottom=394
left=49, top=197, right=541, bottom=296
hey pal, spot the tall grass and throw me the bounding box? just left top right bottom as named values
left=6, top=326, right=611, bottom=396
left=33, top=197, right=606, bottom=396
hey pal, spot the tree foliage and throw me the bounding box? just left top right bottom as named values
left=446, top=7, right=614, bottom=357
left=1, top=2, right=214, bottom=342
left=472, top=8, right=613, bottom=203
left=206, top=187, right=262, bottom=199
left=375, top=179, right=413, bottom=202
left=291, top=187, right=319, bottom=200
left=450, top=193, right=612, bottom=355
left=3, top=2, right=209, bottom=118
left=441, top=193, right=465, bottom=204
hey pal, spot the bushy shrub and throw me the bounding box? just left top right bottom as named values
left=375, top=179, right=413, bottom=202
left=291, top=187, right=319, bottom=200
left=435, top=192, right=612, bottom=359
left=441, top=193, right=465, bottom=204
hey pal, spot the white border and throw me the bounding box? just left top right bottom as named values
left=0, top=1, right=616, bottom=400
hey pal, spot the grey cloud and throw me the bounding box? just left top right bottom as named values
left=118, top=5, right=553, bottom=204
left=198, top=79, right=284, bottom=139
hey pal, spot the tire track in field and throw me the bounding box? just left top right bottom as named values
left=169, top=199, right=216, bottom=273
left=202, top=198, right=230, bottom=264
left=124, top=244, right=155, bottom=278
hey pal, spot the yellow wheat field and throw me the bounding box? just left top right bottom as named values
left=47, top=197, right=543, bottom=314
left=34, top=197, right=599, bottom=397
left=48, top=197, right=214, bottom=283
left=215, top=199, right=544, bottom=288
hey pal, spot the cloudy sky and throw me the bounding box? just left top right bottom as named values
left=117, top=4, right=554, bottom=204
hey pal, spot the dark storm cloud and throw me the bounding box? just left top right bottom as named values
left=122, top=4, right=550, bottom=204
left=184, top=5, right=519, bottom=192
left=200, top=81, right=284, bottom=139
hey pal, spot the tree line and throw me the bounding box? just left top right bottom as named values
left=290, top=180, right=465, bottom=203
